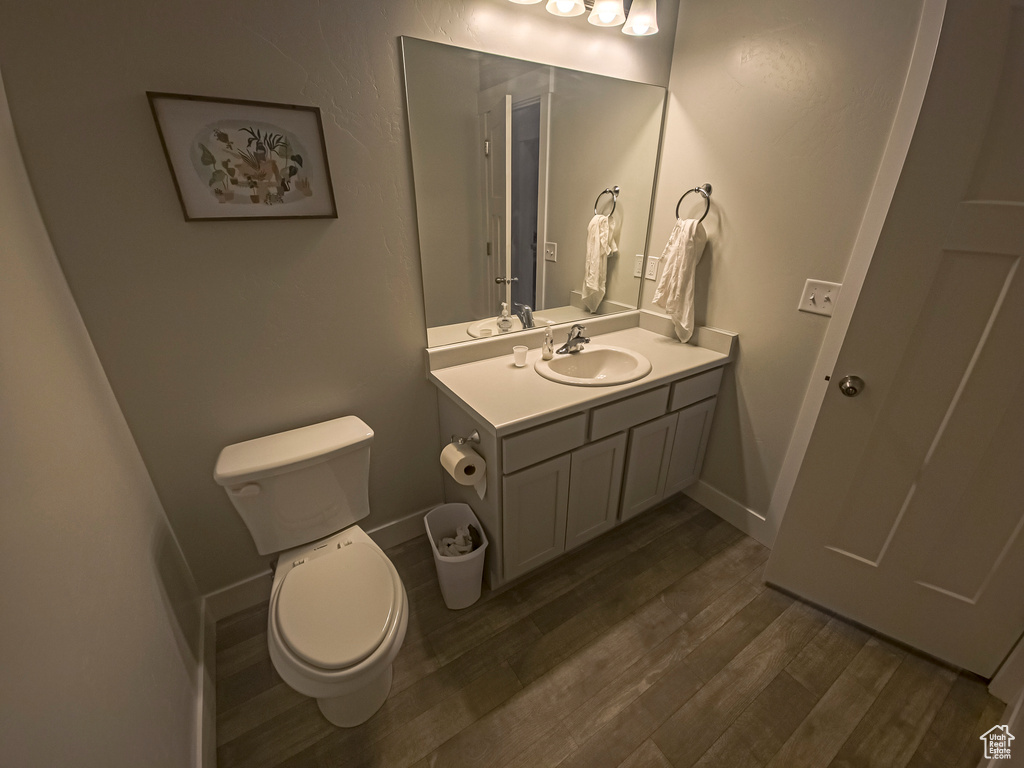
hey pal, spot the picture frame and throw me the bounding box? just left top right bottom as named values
left=147, top=92, right=337, bottom=221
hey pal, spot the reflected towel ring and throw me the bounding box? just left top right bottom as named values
left=675, top=183, right=713, bottom=223
left=594, top=186, right=620, bottom=216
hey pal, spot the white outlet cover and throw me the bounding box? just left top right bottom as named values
left=645, top=257, right=660, bottom=281
left=544, top=242, right=557, bottom=262
left=633, top=254, right=644, bottom=278
left=798, top=279, right=842, bottom=317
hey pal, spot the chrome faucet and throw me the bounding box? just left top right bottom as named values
left=556, top=324, right=590, bottom=354
left=513, top=303, right=535, bottom=328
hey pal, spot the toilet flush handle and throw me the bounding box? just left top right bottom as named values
left=230, top=483, right=261, bottom=497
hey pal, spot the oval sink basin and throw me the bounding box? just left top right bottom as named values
left=467, top=314, right=555, bottom=338
left=535, top=345, right=652, bottom=386
left=467, top=316, right=523, bottom=338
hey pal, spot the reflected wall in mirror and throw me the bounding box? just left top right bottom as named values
left=402, top=37, right=667, bottom=347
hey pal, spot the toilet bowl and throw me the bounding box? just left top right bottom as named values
left=214, top=416, right=407, bottom=727
left=267, top=526, right=408, bottom=726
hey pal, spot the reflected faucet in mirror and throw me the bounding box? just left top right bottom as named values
left=514, top=303, right=535, bottom=328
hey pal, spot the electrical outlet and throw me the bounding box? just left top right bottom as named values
left=645, top=256, right=660, bottom=281
left=544, top=242, right=557, bottom=262
left=633, top=254, right=644, bottom=278
left=798, top=279, right=842, bottom=317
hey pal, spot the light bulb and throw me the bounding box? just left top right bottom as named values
left=622, top=0, right=658, bottom=35
left=588, top=0, right=625, bottom=27
left=545, top=0, right=585, bottom=16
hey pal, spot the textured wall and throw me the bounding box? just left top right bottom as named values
left=644, top=0, right=924, bottom=522
left=0, top=69, right=202, bottom=767
left=0, top=0, right=678, bottom=592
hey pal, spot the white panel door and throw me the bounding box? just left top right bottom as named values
left=767, top=0, right=1024, bottom=676
left=481, top=93, right=512, bottom=312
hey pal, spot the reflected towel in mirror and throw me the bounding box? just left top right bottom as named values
left=582, top=214, right=618, bottom=312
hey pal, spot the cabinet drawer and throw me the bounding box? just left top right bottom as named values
left=502, top=413, right=587, bottom=474
left=590, top=386, right=669, bottom=441
left=669, top=367, right=723, bottom=411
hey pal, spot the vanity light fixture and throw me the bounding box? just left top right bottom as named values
left=588, top=0, right=626, bottom=27
left=509, top=0, right=657, bottom=34
left=622, top=0, right=658, bottom=35
left=545, top=0, right=586, bottom=17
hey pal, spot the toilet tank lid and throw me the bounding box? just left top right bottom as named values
left=214, top=416, right=373, bottom=486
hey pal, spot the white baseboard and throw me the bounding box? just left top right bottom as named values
left=203, top=570, right=273, bottom=622
left=979, top=686, right=1022, bottom=768
left=366, top=506, right=433, bottom=551
left=195, top=601, right=217, bottom=768
left=991, top=634, right=1024, bottom=705
left=685, top=480, right=774, bottom=548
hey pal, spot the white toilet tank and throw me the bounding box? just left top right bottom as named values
left=214, top=416, right=374, bottom=555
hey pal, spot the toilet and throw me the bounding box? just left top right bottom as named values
left=213, top=416, right=408, bottom=727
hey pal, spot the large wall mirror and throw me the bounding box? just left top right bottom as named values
left=401, top=37, right=667, bottom=347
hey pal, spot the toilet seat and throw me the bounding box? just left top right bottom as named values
left=275, top=542, right=397, bottom=670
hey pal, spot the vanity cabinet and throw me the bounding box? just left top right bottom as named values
left=430, top=324, right=736, bottom=590
left=621, top=397, right=718, bottom=521
left=502, top=432, right=627, bottom=581
left=495, top=368, right=722, bottom=584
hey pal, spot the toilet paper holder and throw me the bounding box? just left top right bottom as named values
left=450, top=430, right=480, bottom=446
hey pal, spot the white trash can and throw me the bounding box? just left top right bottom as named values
left=424, top=503, right=489, bottom=610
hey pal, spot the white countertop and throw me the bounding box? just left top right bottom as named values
left=428, top=326, right=732, bottom=435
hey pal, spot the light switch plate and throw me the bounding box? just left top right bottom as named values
left=633, top=254, right=644, bottom=278
left=798, top=279, right=842, bottom=316
left=544, top=242, right=557, bottom=262
left=645, top=257, right=660, bottom=281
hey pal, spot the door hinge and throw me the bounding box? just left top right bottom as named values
left=486, top=241, right=492, bottom=256
left=484, top=139, right=490, bottom=157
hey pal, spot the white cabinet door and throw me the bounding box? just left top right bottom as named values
left=664, top=398, right=717, bottom=498
left=502, top=454, right=570, bottom=581
left=620, top=413, right=677, bottom=522
left=565, top=433, right=628, bottom=551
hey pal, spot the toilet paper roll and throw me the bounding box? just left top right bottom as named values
left=440, top=442, right=487, bottom=500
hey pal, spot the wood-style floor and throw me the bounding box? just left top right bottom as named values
left=215, top=496, right=1004, bottom=768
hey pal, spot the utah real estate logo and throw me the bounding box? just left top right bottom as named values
left=980, top=725, right=1014, bottom=760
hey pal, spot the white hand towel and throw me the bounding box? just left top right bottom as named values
left=653, top=218, right=707, bottom=343
left=582, top=214, right=617, bottom=313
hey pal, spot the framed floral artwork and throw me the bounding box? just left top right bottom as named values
left=147, top=92, right=337, bottom=221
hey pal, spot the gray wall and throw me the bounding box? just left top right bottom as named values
left=644, top=0, right=925, bottom=522
left=0, top=70, right=203, bottom=767
left=0, top=0, right=678, bottom=593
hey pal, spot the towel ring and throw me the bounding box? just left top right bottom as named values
left=675, top=183, right=713, bottom=223
left=594, top=186, right=620, bottom=216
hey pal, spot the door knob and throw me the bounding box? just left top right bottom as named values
left=838, top=375, right=865, bottom=397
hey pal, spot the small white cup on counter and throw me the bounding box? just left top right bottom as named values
left=512, top=346, right=528, bottom=367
